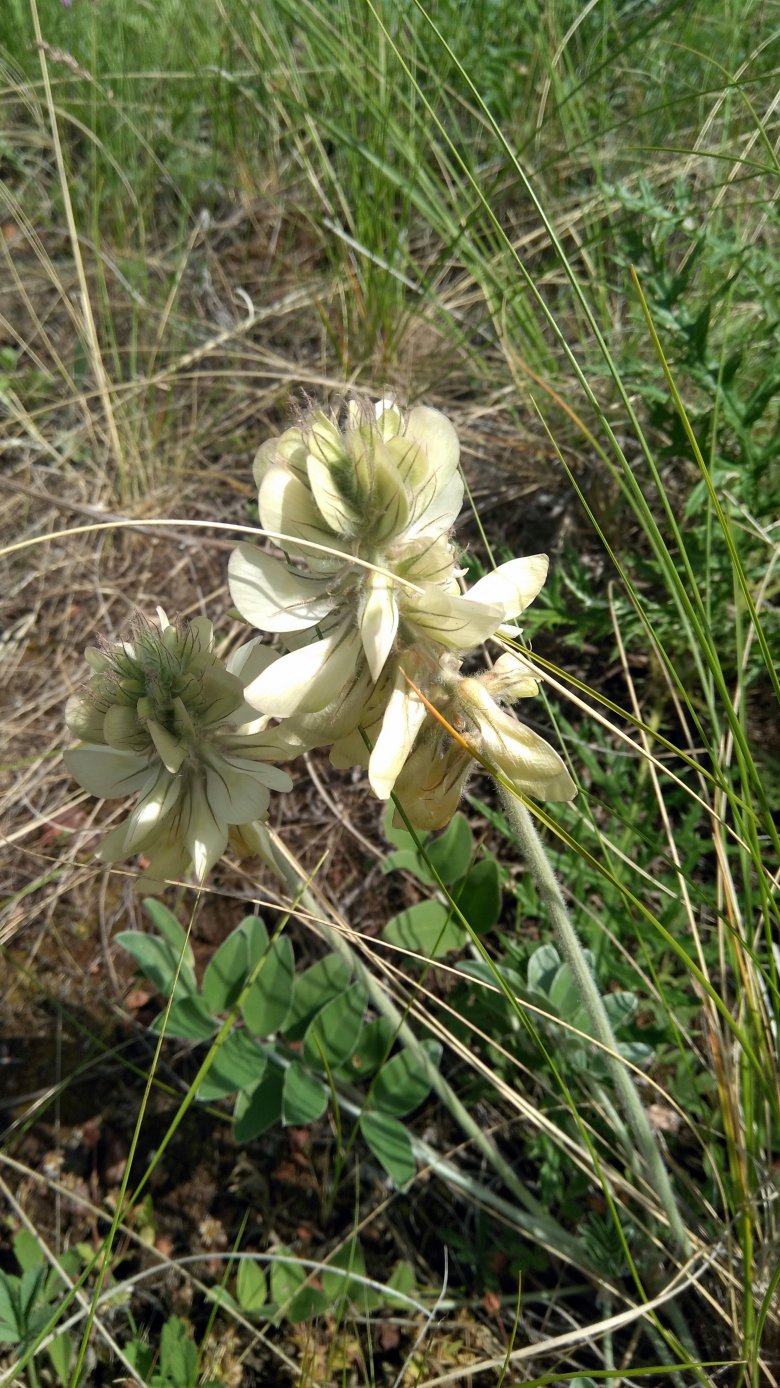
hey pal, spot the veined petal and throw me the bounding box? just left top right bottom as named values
left=285, top=662, right=375, bottom=744
left=64, top=745, right=153, bottom=799
left=123, top=769, right=182, bottom=853
left=214, top=752, right=293, bottom=792
left=205, top=762, right=273, bottom=825
left=374, top=396, right=403, bottom=440
left=489, top=651, right=539, bottom=699
left=405, top=404, right=460, bottom=485
left=183, top=781, right=229, bottom=882
left=369, top=446, right=411, bottom=542
left=228, top=819, right=274, bottom=861
left=102, top=704, right=146, bottom=752
left=228, top=544, right=332, bottom=633
left=306, top=453, right=360, bottom=535
left=242, top=625, right=363, bottom=717
left=403, top=587, right=504, bottom=650
left=226, top=637, right=277, bottom=683
left=360, top=571, right=399, bottom=681
left=467, top=555, right=549, bottom=621
left=406, top=467, right=464, bottom=539
left=84, top=646, right=112, bottom=674
left=258, top=465, right=340, bottom=559
left=393, top=739, right=471, bottom=831
left=328, top=667, right=394, bottom=767
left=95, top=816, right=140, bottom=864
left=368, top=676, right=427, bottom=800
left=474, top=703, right=575, bottom=801
left=307, top=411, right=345, bottom=466
left=65, top=693, right=107, bottom=744
left=197, top=668, right=245, bottom=726
left=253, top=427, right=309, bottom=489
left=329, top=726, right=371, bottom=771
left=146, top=719, right=187, bottom=773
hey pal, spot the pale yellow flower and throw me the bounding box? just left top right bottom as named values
left=65, top=612, right=293, bottom=885
left=229, top=397, right=465, bottom=701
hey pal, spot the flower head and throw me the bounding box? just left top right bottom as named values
left=228, top=397, right=465, bottom=700
left=229, top=394, right=574, bottom=831
left=65, top=611, right=293, bottom=885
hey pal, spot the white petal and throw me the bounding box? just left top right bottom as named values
left=306, top=454, right=359, bottom=535
left=360, top=572, right=399, bottom=681
left=393, top=740, right=471, bottom=831
left=374, top=396, right=402, bottom=439
left=467, top=555, right=549, bottom=621
left=184, top=783, right=228, bottom=882
left=490, top=652, right=540, bottom=699
left=215, top=752, right=294, bottom=792
left=329, top=726, right=372, bottom=771
left=146, top=719, right=187, bottom=774
left=123, top=770, right=182, bottom=853
left=285, top=662, right=375, bottom=744
left=258, top=465, right=339, bottom=559
left=253, top=427, right=309, bottom=489
left=205, top=763, right=272, bottom=825
left=403, top=587, right=504, bottom=650
left=226, top=637, right=277, bottom=682
left=65, top=694, right=106, bottom=744
left=368, top=677, right=428, bottom=800
left=242, top=625, right=363, bottom=717
left=405, top=405, right=460, bottom=484
left=95, top=817, right=139, bottom=864
left=64, top=746, right=153, bottom=799
left=476, top=705, right=575, bottom=801
left=407, top=467, right=464, bottom=538
left=228, top=544, right=332, bottom=632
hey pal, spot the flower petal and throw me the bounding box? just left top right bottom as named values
left=183, top=781, right=229, bottom=882
left=374, top=396, right=403, bottom=439
left=64, top=745, right=153, bottom=799
left=242, top=625, right=363, bottom=717
left=368, top=677, right=427, bottom=800
left=258, top=465, right=340, bottom=561
left=285, top=662, right=375, bottom=744
left=146, top=719, right=187, bottom=773
left=475, top=704, right=575, bottom=801
left=205, top=762, right=272, bottom=825
left=403, top=586, right=504, bottom=650
left=306, top=454, right=360, bottom=536
left=228, top=544, right=332, bottom=632
left=393, top=739, right=471, bottom=831
left=102, top=703, right=147, bottom=752
left=65, top=693, right=107, bottom=744
left=253, top=426, right=309, bottom=489
left=405, top=404, right=460, bottom=486
left=122, top=769, right=182, bottom=853
left=360, top=571, right=399, bottom=681
left=467, top=555, right=549, bottom=621
left=406, top=467, right=464, bottom=539
left=215, top=752, right=294, bottom=792
left=489, top=652, right=539, bottom=699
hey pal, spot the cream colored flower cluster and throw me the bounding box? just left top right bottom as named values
left=230, top=397, right=575, bottom=830
left=65, top=611, right=293, bottom=885
left=66, top=396, right=574, bottom=883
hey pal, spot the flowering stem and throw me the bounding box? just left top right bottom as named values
left=500, top=791, right=691, bottom=1259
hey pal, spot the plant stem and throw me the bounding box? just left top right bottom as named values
left=500, top=791, right=691, bottom=1258
left=264, top=829, right=587, bottom=1267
